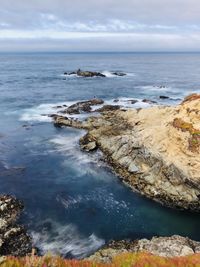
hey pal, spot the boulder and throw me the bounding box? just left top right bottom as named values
left=80, top=134, right=97, bottom=152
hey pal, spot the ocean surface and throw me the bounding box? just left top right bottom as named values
left=0, top=52, right=200, bottom=258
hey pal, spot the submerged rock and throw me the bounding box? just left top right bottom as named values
left=159, top=95, right=170, bottom=99
left=112, top=72, right=126, bottom=76
left=0, top=195, right=32, bottom=256
left=142, top=99, right=157, bottom=104
left=88, top=235, right=200, bottom=263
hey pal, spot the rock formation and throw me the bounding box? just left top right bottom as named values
left=0, top=195, right=32, bottom=256
left=52, top=94, right=200, bottom=211
left=64, top=69, right=126, bottom=78
left=88, top=235, right=200, bottom=263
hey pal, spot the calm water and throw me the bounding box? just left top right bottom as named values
left=0, top=52, right=200, bottom=258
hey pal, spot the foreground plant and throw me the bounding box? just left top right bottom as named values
left=1, top=252, right=200, bottom=267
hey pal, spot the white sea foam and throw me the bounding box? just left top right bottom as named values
left=139, top=85, right=171, bottom=92
left=101, top=71, right=116, bottom=78
left=19, top=96, right=153, bottom=123
left=49, top=134, right=105, bottom=177
left=32, top=220, right=104, bottom=258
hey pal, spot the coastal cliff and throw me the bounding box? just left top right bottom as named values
left=53, top=94, right=200, bottom=211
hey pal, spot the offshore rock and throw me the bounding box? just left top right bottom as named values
left=64, top=69, right=106, bottom=78
left=88, top=235, right=200, bottom=263
left=0, top=195, right=32, bottom=256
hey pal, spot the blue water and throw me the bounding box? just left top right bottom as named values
left=0, top=52, right=200, bottom=258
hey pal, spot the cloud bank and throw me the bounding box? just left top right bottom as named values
left=1, top=0, right=200, bottom=51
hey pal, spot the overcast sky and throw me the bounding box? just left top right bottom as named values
left=1, top=0, right=200, bottom=51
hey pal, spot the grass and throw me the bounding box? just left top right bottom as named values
left=1, top=252, right=200, bottom=267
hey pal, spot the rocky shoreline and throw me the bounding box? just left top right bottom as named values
left=1, top=94, right=199, bottom=258
left=0, top=195, right=32, bottom=257
left=88, top=235, right=200, bottom=263
left=52, top=94, right=200, bottom=211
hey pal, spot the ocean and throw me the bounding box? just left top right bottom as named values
left=0, top=52, right=200, bottom=258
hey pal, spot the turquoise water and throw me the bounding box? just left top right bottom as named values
left=0, top=52, right=200, bottom=258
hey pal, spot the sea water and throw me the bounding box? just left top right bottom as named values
left=0, top=52, right=200, bottom=258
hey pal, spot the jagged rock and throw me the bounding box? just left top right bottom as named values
left=88, top=235, right=200, bottom=263
left=0, top=195, right=32, bottom=256
left=54, top=115, right=84, bottom=129
left=80, top=134, right=97, bottom=152
left=63, top=98, right=104, bottom=115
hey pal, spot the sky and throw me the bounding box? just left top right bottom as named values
left=1, top=0, right=200, bottom=52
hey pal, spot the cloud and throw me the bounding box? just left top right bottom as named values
left=1, top=0, right=200, bottom=51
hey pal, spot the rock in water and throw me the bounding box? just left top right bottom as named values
left=64, top=69, right=106, bottom=77
left=112, top=72, right=126, bottom=76
left=62, top=98, right=104, bottom=115
left=0, top=195, right=32, bottom=256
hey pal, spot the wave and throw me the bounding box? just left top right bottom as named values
left=31, top=220, right=104, bottom=258
left=19, top=96, right=155, bottom=123
left=49, top=134, right=105, bottom=176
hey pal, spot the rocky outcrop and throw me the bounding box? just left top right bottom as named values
left=52, top=94, right=200, bottom=211
left=0, top=195, right=32, bottom=256
left=64, top=69, right=126, bottom=78
left=64, top=69, right=106, bottom=78
left=88, top=235, right=200, bottom=263
left=61, top=98, right=104, bottom=115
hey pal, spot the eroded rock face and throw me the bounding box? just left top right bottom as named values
left=0, top=195, right=32, bottom=256
left=88, top=236, right=200, bottom=263
left=52, top=94, right=200, bottom=211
